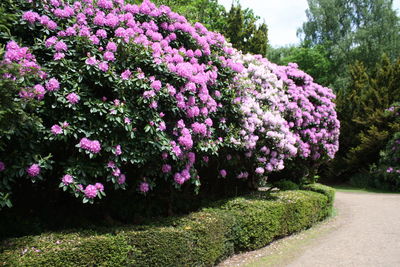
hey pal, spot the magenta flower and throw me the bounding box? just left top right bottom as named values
left=149, top=101, right=158, bottom=109
left=84, top=185, right=98, bottom=199
left=162, top=164, right=171, bottom=173
left=51, top=124, right=63, bottom=135
left=45, top=78, right=60, bottom=91
left=53, top=52, right=65, bottom=60
left=139, top=182, right=150, bottom=193
left=85, top=56, right=98, bottom=65
left=0, top=161, right=5, bottom=172
left=95, top=182, right=104, bottom=192
left=66, top=93, right=80, bottom=104
left=172, top=145, right=182, bottom=157
left=174, top=173, right=185, bottom=185
left=112, top=168, right=121, bottom=177
left=89, top=35, right=100, bottom=45
left=47, top=21, right=57, bottom=30
left=151, top=80, right=162, bottom=90
left=114, top=145, right=122, bottom=156
left=98, top=0, right=113, bottom=9
left=54, top=41, right=67, bottom=52
left=107, top=161, right=116, bottom=169
left=118, top=174, right=126, bottom=184
left=45, top=36, right=58, bottom=47
left=205, top=118, right=213, bottom=126
left=27, top=164, right=40, bottom=177
left=191, top=122, right=207, bottom=136
left=121, top=69, right=131, bottom=80
left=159, top=121, right=166, bottom=131
left=78, top=137, right=101, bottom=154
left=22, top=11, right=40, bottom=23
left=106, top=41, right=117, bottom=51
left=255, top=167, right=265, bottom=174
left=98, top=61, right=109, bottom=72
left=219, top=169, right=227, bottom=177
left=103, top=51, right=115, bottom=61
left=33, top=84, right=46, bottom=100
left=62, top=174, right=74, bottom=185
left=96, top=29, right=107, bottom=38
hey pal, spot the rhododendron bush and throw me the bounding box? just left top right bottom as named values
left=217, top=52, right=339, bottom=186
left=0, top=0, right=339, bottom=209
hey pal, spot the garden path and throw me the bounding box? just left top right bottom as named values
left=218, top=191, right=400, bottom=267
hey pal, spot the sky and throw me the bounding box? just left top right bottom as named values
left=218, top=0, right=400, bottom=48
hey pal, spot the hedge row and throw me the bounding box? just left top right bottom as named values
left=0, top=184, right=334, bottom=267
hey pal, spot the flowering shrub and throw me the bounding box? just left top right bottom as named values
left=270, top=62, right=340, bottom=181
left=274, top=63, right=340, bottom=161
left=217, top=52, right=339, bottom=185
left=0, top=0, right=243, bottom=205
left=0, top=0, right=340, bottom=208
left=368, top=104, right=400, bottom=191
left=378, top=131, right=400, bottom=189
left=218, top=52, right=297, bottom=186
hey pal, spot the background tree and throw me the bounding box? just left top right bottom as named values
left=298, top=0, right=400, bottom=89
left=152, top=0, right=269, bottom=56
left=151, top=0, right=227, bottom=32
left=267, top=44, right=331, bottom=86
left=223, top=3, right=269, bottom=55
left=327, top=55, right=400, bottom=182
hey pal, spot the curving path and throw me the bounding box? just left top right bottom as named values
left=218, top=191, right=400, bottom=267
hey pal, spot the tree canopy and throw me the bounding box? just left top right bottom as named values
left=298, top=0, right=400, bottom=89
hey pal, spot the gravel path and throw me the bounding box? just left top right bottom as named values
left=218, top=191, right=400, bottom=267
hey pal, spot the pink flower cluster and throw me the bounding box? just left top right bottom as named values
left=272, top=63, right=340, bottom=160
left=79, top=138, right=101, bottom=154
left=230, top=52, right=298, bottom=175
left=27, top=164, right=40, bottom=177
left=2, top=41, right=61, bottom=100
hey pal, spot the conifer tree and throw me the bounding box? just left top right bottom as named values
left=333, top=55, right=400, bottom=177
left=224, top=3, right=268, bottom=56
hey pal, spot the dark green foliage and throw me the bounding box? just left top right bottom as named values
left=224, top=3, right=268, bottom=56
left=267, top=45, right=332, bottom=86
left=367, top=131, right=400, bottom=191
left=273, top=180, right=300, bottom=191
left=0, top=187, right=334, bottom=266
left=330, top=56, right=400, bottom=182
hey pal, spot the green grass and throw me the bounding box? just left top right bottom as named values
left=331, top=184, right=400, bottom=194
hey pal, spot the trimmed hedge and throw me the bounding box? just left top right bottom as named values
left=1, top=185, right=334, bottom=267
left=301, top=183, right=336, bottom=217
left=302, top=183, right=335, bottom=206
left=0, top=231, right=139, bottom=266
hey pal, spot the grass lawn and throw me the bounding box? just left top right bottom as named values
left=331, top=184, right=400, bottom=194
